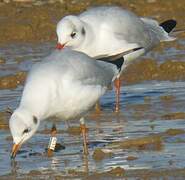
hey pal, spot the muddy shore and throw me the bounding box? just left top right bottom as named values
left=0, top=0, right=185, bottom=44
left=1, top=59, right=185, bottom=89
left=0, top=0, right=185, bottom=88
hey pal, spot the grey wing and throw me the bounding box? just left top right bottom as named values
left=68, top=57, right=117, bottom=87
left=82, top=63, right=116, bottom=87
left=80, top=6, right=151, bottom=52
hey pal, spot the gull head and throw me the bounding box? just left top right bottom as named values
left=56, top=15, right=86, bottom=50
left=9, top=109, right=40, bottom=159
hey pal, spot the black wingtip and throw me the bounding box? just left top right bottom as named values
left=160, top=19, right=177, bottom=33
left=109, top=47, right=144, bottom=71
left=98, top=47, right=144, bottom=71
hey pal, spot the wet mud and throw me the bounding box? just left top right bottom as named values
left=0, top=1, right=185, bottom=86
left=1, top=59, right=185, bottom=89
left=92, top=148, right=113, bottom=161
left=0, top=0, right=185, bottom=44
left=0, top=71, right=26, bottom=89
left=161, top=112, right=185, bottom=120
left=121, top=60, right=185, bottom=85
left=113, top=135, right=163, bottom=151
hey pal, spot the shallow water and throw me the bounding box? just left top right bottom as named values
left=0, top=41, right=185, bottom=179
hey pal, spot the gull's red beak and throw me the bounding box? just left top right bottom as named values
left=56, top=43, right=65, bottom=50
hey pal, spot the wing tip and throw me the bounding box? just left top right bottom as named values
left=160, top=19, right=177, bottom=33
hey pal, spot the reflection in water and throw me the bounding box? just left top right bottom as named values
left=95, top=119, right=101, bottom=134
left=50, top=156, right=60, bottom=171
left=10, top=160, right=18, bottom=177
left=82, top=154, right=89, bottom=174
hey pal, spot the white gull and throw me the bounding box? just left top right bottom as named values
left=56, top=6, right=177, bottom=111
left=9, top=48, right=130, bottom=158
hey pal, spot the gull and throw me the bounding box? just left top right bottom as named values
left=9, top=48, right=141, bottom=158
left=56, top=6, right=177, bottom=112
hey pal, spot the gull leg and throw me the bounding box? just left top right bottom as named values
left=114, top=77, right=121, bottom=112
left=47, top=123, right=57, bottom=157
left=80, top=118, right=88, bottom=155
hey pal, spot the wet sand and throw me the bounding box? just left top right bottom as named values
left=0, top=0, right=185, bottom=179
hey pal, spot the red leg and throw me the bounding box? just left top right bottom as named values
left=80, top=118, right=89, bottom=155
left=114, top=77, right=121, bottom=112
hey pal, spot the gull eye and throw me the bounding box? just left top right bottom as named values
left=70, top=32, right=76, bottom=38
left=81, top=27, right=85, bottom=35
left=33, top=116, right=38, bottom=124
left=22, top=128, right=31, bottom=135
